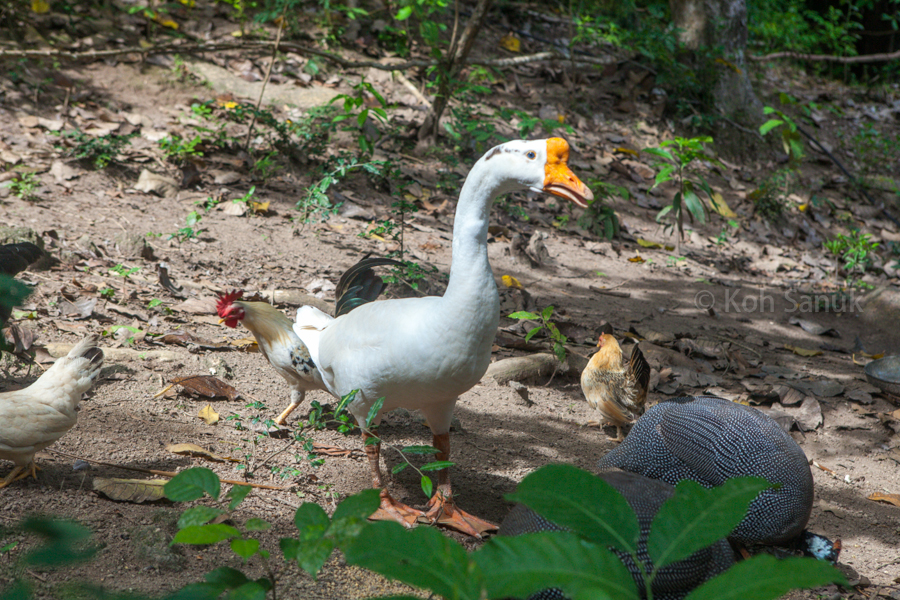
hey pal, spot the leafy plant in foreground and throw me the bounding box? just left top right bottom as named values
left=824, top=230, right=879, bottom=289
left=1, top=172, right=40, bottom=200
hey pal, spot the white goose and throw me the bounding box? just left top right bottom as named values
left=294, top=138, right=593, bottom=536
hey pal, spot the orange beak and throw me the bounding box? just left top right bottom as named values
left=543, top=138, right=594, bottom=208
left=218, top=318, right=226, bottom=324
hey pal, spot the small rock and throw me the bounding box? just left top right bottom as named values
left=508, top=380, right=531, bottom=405
left=204, top=356, right=233, bottom=379
left=113, top=232, right=154, bottom=260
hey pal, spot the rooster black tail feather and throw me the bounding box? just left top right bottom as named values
left=334, top=255, right=404, bottom=317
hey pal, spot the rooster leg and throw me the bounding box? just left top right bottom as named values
left=420, top=432, right=497, bottom=538
left=0, top=463, right=38, bottom=489
left=274, top=389, right=304, bottom=426
left=362, top=431, right=422, bottom=527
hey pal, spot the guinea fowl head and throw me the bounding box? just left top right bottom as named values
left=482, top=138, right=594, bottom=208
left=216, top=290, right=246, bottom=328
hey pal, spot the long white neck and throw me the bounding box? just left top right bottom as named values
left=444, top=158, right=512, bottom=304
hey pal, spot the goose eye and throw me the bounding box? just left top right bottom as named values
left=526, top=151, right=536, bottom=159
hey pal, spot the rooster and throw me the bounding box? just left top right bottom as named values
left=0, top=335, right=104, bottom=488
left=216, top=256, right=402, bottom=426
left=1, top=241, right=44, bottom=324
left=581, top=333, right=651, bottom=442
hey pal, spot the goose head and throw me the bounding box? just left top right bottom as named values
left=479, top=137, right=594, bottom=208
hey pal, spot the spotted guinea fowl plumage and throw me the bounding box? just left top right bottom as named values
left=499, top=469, right=735, bottom=600
left=597, top=395, right=814, bottom=546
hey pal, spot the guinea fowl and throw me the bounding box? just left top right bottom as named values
left=0, top=335, right=104, bottom=487
left=581, top=334, right=650, bottom=441
left=216, top=256, right=402, bottom=425
left=500, top=469, right=735, bottom=600
left=292, top=138, right=593, bottom=537
left=597, top=395, right=834, bottom=557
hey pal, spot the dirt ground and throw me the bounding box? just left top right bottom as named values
left=2, top=11, right=900, bottom=599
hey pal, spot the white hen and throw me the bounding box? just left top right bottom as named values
left=0, top=335, right=104, bottom=488
left=294, top=138, right=593, bottom=536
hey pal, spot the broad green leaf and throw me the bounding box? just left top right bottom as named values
left=343, top=521, right=480, bottom=600
left=204, top=566, right=249, bottom=589
left=334, top=389, right=358, bottom=416
left=762, top=106, right=777, bottom=115
left=685, top=554, right=847, bottom=600
left=280, top=537, right=335, bottom=578
left=648, top=478, right=769, bottom=568
left=225, top=580, right=268, bottom=600
left=683, top=189, right=706, bottom=223
left=366, top=397, right=385, bottom=429
left=421, top=475, right=433, bottom=498
left=400, top=445, right=440, bottom=455
left=164, top=467, right=221, bottom=502
left=177, top=506, right=224, bottom=529
left=230, top=538, right=260, bottom=560
left=294, top=502, right=330, bottom=538
left=227, top=484, right=252, bottom=510
left=244, top=518, right=271, bottom=532
left=164, top=582, right=222, bottom=600
left=541, top=305, right=554, bottom=321
left=476, top=532, right=637, bottom=600
left=21, top=517, right=97, bottom=566
left=395, top=5, right=412, bottom=20
left=506, top=465, right=639, bottom=553
left=420, top=461, right=454, bottom=472
left=392, top=463, right=409, bottom=474
left=508, top=310, right=541, bottom=320
left=656, top=205, right=674, bottom=221
left=333, top=489, right=380, bottom=523
left=642, top=147, right=674, bottom=161
left=173, top=524, right=240, bottom=545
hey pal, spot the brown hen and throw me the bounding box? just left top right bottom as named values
left=581, top=333, right=650, bottom=441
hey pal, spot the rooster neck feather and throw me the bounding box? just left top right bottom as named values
left=235, top=301, right=296, bottom=347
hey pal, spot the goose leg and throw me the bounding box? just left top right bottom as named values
left=420, top=432, right=497, bottom=538
left=363, top=431, right=423, bottom=527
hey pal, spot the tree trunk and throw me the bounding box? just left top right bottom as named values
left=415, top=0, right=493, bottom=147
left=669, top=0, right=763, bottom=156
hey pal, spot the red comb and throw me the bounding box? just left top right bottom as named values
left=216, top=290, right=243, bottom=317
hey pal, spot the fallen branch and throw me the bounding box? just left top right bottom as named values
left=588, top=285, right=631, bottom=298
left=749, top=48, right=900, bottom=64
left=47, top=449, right=291, bottom=490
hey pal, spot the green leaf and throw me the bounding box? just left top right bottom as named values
left=244, top=518, right=270, bottom=532
left=656, top=205, right=674, bottom=222
left=204, top=566, right=249, bottom=589
left=227, top=484, right=252, bottom=511
left=343, top=521, right=480, bottom=600
left=682, top=189, right=706, bottom=223
left=541, top=305, right=554, bottom=321
left=649, top=478, right=770, bottom=568
left=177, top=506, right=224, bottom=529
left=225, top=580, right=268, bottom=600
left=508, top=310, right=541, bottom=320
left=393, top=462, right=409, bottom=475
left=643, top=147, right=674, bottom=161
left=476, top=532, right=637, bottom=600
left=420, top=461, right=454, bottom=472
left=165, top=467, right=221, bottom=502
left=400, top=445, right=440, bottom=455
left=172, top=524, right=241, bottom=545
left=523, top=326, right=543, bottom=342
left=421, top=475, right=433, bottom=498
left=395, top=5, right=412, bottom=20
left=279, top=537, right=335, bottom=579
left=653, top=163, right=676, bottom=187
left=333, top=489, right=380, bottom=523
left=685, top=554, right=847, bottom=600
left=165, top=582, right=228, bottom=600
left=366, top=397, right=385, bottom=429
left=506, top=465, right=640, bottom=553
left=230, top=538, right=260, bottom=560
left=334, top=389, right=358, bottom=417
left=294, top=502, right=330, bottom=537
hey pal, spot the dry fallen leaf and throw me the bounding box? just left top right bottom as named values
left=867, top=492, right=900, bottom=507
left=502, top=275, right=523, bottom=289
left=707, top=192, right=737, bottom=218
left=499, top=33, right=521, bottom=52
left=311, top=443, right=363, bottom=458
left=172, top=375, right=241, bottom=400
left=628, top=256, right=645, bottom=264
left=230, top=338, right=259, bottom=352
left=198, top=404, right=219, bottom=425
left=93, top=478, right=168, bottom=503
left=166, top=443, right=241, bottom=463
left=784, top=344, right=823, bottom=357
left=637, top=238, right=664, bottom=249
